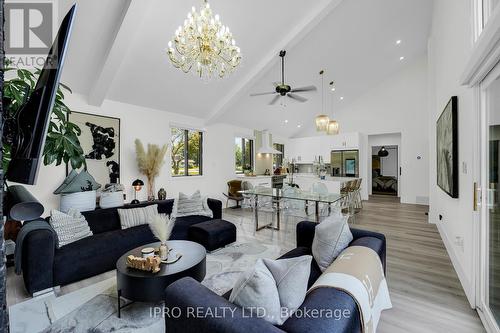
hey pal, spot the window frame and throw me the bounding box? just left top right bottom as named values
left=235, top=137, right=254, bottom=174
left=171, top=127, right=203, bottom=177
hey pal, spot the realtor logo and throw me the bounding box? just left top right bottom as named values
left=5, top=1, right=54, bottom=55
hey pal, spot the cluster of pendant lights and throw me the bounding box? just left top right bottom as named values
left=315, top=70, right=339, bottom=135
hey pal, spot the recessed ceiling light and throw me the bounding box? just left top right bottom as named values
left=399, top=56, right=405, bottom=61
left=285, top=120, right=289, bottom=123
left=331, top=87, right=336, bottom=92
left=297, top=124, right=301, bottom=128
left=340, top=96, right=344, bottom=100
left=396, top=40, right=402, bottom=45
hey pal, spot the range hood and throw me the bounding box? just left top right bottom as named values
left=258, top=130, right=282, bottom=154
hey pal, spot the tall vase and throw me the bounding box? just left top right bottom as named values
left=147, top=177, right=155, bottom=201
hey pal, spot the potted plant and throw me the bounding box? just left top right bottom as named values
left=3, top=60, right=86, bottom=172
left=135, top=139, right=169, bottom=201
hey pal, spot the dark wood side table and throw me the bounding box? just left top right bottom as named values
left=116, top=240, right=206, bottom=317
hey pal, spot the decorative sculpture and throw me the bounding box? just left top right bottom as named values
left=126, top=255, right=162, bottom=273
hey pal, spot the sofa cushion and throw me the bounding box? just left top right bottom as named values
left=278, top=247, right=322, bottom=289
left=312, top=215, right=353, bottom=272
left=229, top=255, right=312, bottom=325
left=49, top=209, right=93, bottom=247
left=173, top=191, right=213, bottom=220
left=82, top=200, right=176, bottom=235
left=118, top=204, right=158, bottom=229
left=53, top=224, right=156, bottom=286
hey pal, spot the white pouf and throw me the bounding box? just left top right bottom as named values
left=60, top=190, right=97, bottom=213
left=100, top=191, right=124, bottom=209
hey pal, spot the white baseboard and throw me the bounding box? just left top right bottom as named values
left=435, top=221, right=475, bottom=307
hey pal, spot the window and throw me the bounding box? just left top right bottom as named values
left=273, top=143, right=285, bottom=168
left=171, top=127, right=203, bottom=176
left=235, top=137, right=253, bottom=173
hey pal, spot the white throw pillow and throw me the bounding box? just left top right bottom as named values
left=312, top=215, right=353, bottom=272
left=229, top=255, right=312, bottom=325
left=171, top=191, right=213, bottom=220
left=118, top=204, right=159, bottom=229
left=49, top=208, right=93, bottom=247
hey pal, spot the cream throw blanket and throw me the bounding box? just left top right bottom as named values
left=308, top=246, right=392, bottom=333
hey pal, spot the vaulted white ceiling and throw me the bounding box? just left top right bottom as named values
left=59, top=0, right=434, bottom=138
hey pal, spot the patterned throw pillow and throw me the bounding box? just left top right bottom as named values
left=49, top=209, right=93, bottom=247
left=312, top=214, right=353, bottom=271
left=171, top=191, right=213, bottom=220
left=118, top=204, right=159, bottom=229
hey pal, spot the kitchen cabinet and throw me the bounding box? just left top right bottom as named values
left=329, top=132, right=360, bottom=150
left=287, top=132, right=360, bottom=164
left=287, top=136, right=326, bottom=164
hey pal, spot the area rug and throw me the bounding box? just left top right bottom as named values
left=22, top=241, right=281, bottom=333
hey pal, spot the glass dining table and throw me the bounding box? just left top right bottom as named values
left=238, top=187, right=346, bottom=231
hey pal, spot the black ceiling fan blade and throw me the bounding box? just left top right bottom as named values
left=290, top=85, right=317, bottom=93
left=287, top=93, right=307, bottom=103
left=250, top=91, right=276, bottom=97
left=269, top=95, right=281, bottom=105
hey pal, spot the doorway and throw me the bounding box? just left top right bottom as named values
left=477, top=62, right=500, bottom=330
left=372, top=146, right=399, bottom=196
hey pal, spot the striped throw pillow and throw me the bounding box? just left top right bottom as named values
left=118, top=204, right=159, bottom=229
left=172, top=191, right=213, bottom=220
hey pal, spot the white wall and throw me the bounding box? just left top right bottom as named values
left=313, top=57, right=429, bottom=204
left=18, top=93, right=258, bottom=214
left=427, top=0, right=475, bottom=305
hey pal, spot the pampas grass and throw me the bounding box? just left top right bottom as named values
left=135, top=139, right=168, bottom=199
left=149, top=214, right=174, bottom=243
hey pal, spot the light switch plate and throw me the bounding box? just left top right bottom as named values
left=462, top=161, right=467, bottom=174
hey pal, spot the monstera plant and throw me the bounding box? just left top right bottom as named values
left=3, top=60, right=86, bottom=172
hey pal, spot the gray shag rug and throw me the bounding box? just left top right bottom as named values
left=40, top=241, right=282, bottom=333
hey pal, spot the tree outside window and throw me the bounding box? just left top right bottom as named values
left=171, top=127, right=203, bottom=176
left=235, top=137, right=253, bottom=173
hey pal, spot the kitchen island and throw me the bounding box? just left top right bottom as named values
left=236, top=173, right=360, bottom=193
left=288, top=173, right=360, bottom=193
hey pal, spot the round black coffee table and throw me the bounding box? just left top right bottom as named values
left=116, top=240, right=206, bottom=317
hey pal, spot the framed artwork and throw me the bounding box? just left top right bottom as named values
left=68, top=111, right=120, bottom=187
left=436, top=96, right=458, bottom=198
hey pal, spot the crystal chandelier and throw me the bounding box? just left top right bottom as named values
left=315, top=70, right=330, bottom=131
left=327, top=80, right=340, bottom=135
left=167, top=0, right=242, bottom=79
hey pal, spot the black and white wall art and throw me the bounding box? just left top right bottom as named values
left=436, top=96, right=458, bottom=198
left=68, top=111, right=121, bottom=186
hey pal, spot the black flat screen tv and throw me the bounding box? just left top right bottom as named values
left=6, top=5, right=77, bottom=185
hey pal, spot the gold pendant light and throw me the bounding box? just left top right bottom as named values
left=315, top=70, right=329, bottom=131
left=327, top=80, right=340, bottom=135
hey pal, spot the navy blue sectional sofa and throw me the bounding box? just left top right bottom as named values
left=20, top=199, right=222, bottom=295
left=164, top=221, right=386, bottom=333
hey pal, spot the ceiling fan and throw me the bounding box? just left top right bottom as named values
left=250, top=50, right=317, bottom=105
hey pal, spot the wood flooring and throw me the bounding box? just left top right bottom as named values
left=6, top=195, right=485, bottom=332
